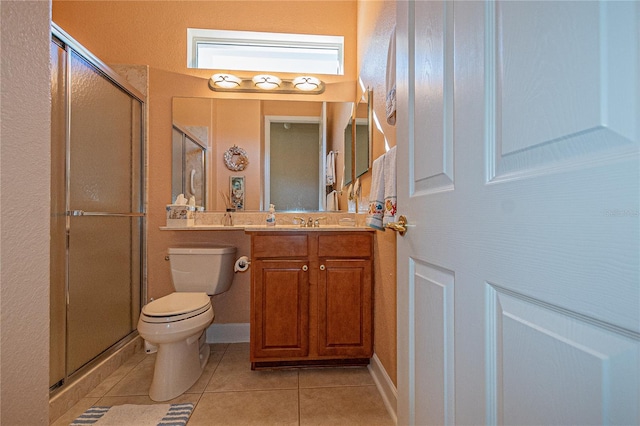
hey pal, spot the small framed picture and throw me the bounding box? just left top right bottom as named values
left=230, top=176, right=245, bottom=211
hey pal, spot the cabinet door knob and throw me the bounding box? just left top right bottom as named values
left=302, top=265, right=308, bottom=271
left=320, top=265, right=326, bottom=271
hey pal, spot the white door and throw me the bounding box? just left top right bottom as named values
left=396, top=1, right=639, bottom=425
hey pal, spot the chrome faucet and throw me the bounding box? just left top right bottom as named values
left=293, top=216, right=326, bottom=227
left=312, top=217, right=326, bottom=227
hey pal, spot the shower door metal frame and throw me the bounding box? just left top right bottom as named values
left=172, top=123, right=207, bottom=207
left=51, top=23, right=147, bottom=390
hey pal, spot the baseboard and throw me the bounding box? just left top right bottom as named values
left=206, top=322, right=250, bottom=343
left=368, top=352, right=398, bottom=424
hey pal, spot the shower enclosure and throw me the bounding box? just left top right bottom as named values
left=171, top=123, right=207, bottom=207
left=50, top=24, right=145, bottom=390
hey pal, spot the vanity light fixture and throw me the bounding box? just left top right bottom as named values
left=252, top=74, right=281, bottom=90
left=211, top=73, right=242, bottom=88
left=292, top=76, right=321, bottom=91
left=208, top=74, right=324, bottom=94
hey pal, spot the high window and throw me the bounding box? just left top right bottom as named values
left=187, top=29, right=344, bottom=75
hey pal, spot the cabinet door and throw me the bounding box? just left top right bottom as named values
left=317, top=259, right=373, bottom=357
left=251, top=259, right=309, bottom=359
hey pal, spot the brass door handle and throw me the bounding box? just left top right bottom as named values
left=385, top=215, right=408, bottom=236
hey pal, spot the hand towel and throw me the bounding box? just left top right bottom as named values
left=383, top=146, right=397, bottom=225
left=365, top=155, right=385, bottom=230
left=326, top=190, right=338, bottom=211
left=385, top=26, right=397, bottom=126
left=326, top=151, right=336, bottom=186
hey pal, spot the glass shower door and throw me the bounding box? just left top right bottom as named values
left=50, top=37, right=67, bottom=388
left=65, top=50, right=143, bottom=376
left=172, top=125, right=206, bottom=207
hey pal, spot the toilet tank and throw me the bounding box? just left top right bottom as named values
left=168, top=246, right=237, bottom=295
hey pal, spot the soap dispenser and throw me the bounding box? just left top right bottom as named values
left=266, top=204, right=276, bottom=226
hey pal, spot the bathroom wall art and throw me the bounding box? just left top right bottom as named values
left=230, top=176, right=245, bottom=210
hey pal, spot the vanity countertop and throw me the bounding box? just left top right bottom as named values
left=243, top=224, right=374, bottom=232
left=160, top=224, right=374, bottom=232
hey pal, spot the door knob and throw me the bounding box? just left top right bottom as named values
left=320, top=265, right=325, bottom=271
left=302, top=265, right=308, bottom=271
left=385, top=215, right=408, bottom=236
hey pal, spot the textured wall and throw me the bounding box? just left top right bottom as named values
left=357, top=0, right=398, bottom=386
left=0, top=0, right=52, bottom=423
left=52, top=0, right=357, bottom=101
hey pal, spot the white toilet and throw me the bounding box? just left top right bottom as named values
left=137, top=246, right=237, bottom=401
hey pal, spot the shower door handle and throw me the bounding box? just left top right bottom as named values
left=67, top=210, right=145, bottom=217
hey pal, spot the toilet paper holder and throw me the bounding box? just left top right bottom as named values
left=234, top=256, right=251, bottom=273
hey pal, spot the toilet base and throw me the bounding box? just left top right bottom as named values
left=148, top=331, right=210, bottom=402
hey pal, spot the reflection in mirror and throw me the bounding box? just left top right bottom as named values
left=171, top=123, right=207, bottom=206
left=343, top=121, right=353, bottom=186
left=355, top=89, right=372, bottom=177
left=266, top=117, right=322, bottom=211
left=172, top=97, right=352, bottom=212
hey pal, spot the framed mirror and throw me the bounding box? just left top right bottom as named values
left=354, top=89, right=372, bottom=177
left=172, top=97, right=352, bottom=212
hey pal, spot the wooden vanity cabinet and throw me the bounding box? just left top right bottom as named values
left=248, top=231, right=373, bottom=368
left=252, top=258, right=310, bottom=359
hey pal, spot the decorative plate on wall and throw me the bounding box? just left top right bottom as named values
left=223, top=145, right=249, bottom=171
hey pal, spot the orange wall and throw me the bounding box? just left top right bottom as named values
left=52, top=0, right=396, bottom=385
left=215, top=100, right=262, bottom=211
left=52, top=0, right=357, bottom=101
left=357, top=0, right=398, bottom=386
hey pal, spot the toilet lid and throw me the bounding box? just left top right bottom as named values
left=142, top=292, right=211, bottom=317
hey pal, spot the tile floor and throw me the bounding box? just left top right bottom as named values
left=51, top=343, right=394, bottom=425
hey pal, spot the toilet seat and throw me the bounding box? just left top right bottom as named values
left=141, top=292, right=211, bottom=324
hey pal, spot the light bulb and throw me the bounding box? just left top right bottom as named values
left=211, top=73, right=241, bottom=88
left=293, top=76, right=321, bottom=91
left=252, top=74, right=281, bottom=90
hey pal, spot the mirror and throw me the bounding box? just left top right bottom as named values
left=265, top=117, right=322, bottom=211
left=354, top=89, right=372, bottom=178
left=171, top=123, right=207, bottom=207
left=343, top=120, right=353, bottom=186
left=172, top=97, right=352, bottom=212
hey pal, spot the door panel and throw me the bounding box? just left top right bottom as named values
left=488, top=286, right=639, bottom=425
left=413, top=0, right=454, bottom=193
left=410, top=261, right=455, bottom=425
left=317, top=259, right=372, bottom=357
left=493, top=1, right=637, bottom=179
left=397, top=1, right=639, bottom=424
left=252, top=260, right=309, bottom=359
left=65, top=48, right=143, bottom=375
left=67, top=216, right=136, bottom=374
left=69, top=51, right=140, bottom=213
